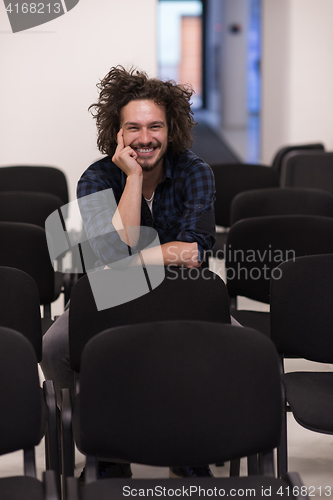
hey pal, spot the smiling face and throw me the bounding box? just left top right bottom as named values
left=120, top=99, right=169, bottom=172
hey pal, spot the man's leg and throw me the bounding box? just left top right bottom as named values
left=40, top=308, right=74, bottom=405
left=41, top=307, right=133, bottom=481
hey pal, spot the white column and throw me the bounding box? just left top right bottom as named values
left=261, top=0, right=333, bottom=164
left=221, top=0, right=249, bottom=128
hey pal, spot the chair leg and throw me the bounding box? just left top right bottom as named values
left=247, top=454, right=258, bottom=475
left=61, top=388, right=75, bottom=480
left=230, top=458, right=240, bottom=476
left=277, top=400, right=288, bottom=477
left=43, top=380, right=61, bottom=496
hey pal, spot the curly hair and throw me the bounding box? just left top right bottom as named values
left=89, top=66, right=197, bottom=156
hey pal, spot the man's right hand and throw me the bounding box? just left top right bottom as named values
left=112, top=129, right=143, bottom=177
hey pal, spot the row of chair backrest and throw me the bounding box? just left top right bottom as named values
left=222, top=214, right=333, bottom=338
left=0, top=165, right=69, bottom=205
left=0, top=165, right=68, bottom=498
left=212, top=143, right=332, bottom=232
left=0, top=165, right=70, bottom=318
left=211, top=146, right=333, bottom=339
left=230, top=187, right=333, bottom=225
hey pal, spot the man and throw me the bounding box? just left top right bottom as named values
left=41, top=66, right=216, bottom=480
left=78, top=66, right=215, bottom=270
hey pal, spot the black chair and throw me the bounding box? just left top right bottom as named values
left=0, top=191, right=71, bottom=303
left=270, top=254, right=333, bottom=477
left=0, top=165, right=70, bottom=280
left=0, top=191, right=63, bottom=228
left=68, top=266, right=231, bottom=375
left=66, top=321, right=308, bottom=499
left=61, top=267, right=231, bottom=482
left=211, top=164, right=279, bottom=259
left=0, top=266, right=61, bottom=490
left=225, top=215, right=333, bottom=336
left=271, top=143, right=325, bottom=178
left=0, top=165, right=69, bottom=207
left=280, top=151, right=333, bottom=195
left=0, top=326, right=60, bottom=500
left=0, top=266, right=43, bottom=360
left=0, top=222, right=61, bottom=330
left=230, top=187, right=333, bottom=225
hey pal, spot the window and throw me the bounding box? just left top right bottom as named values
left=158, top=0, right=203, bottom=108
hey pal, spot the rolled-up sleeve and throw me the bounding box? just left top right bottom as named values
left=176, top=162, right=216, bottom=262
left=77, top=181, right=132, bottom=266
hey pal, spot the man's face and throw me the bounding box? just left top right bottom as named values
left=120, top=99, right=169, bottom=172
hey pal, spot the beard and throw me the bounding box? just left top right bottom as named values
left=130, top=139, right=167, bottom=172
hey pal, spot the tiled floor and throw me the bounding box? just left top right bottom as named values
left=0, top=258, right=332, bottom=497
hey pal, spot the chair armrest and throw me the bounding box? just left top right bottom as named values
left=61, top=388, right=75, bottom=478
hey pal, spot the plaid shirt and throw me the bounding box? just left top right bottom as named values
left=77, top=150, right=216, bottom=267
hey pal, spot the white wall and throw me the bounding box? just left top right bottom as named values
left=0, top=0, right=157, bottom=202
left=261, top=0, right=333, bottom=163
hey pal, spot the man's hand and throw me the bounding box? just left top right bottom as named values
left=112, top=129, right=142, bottom=177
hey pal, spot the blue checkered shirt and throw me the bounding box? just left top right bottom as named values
left=77, top=150, right=216, bottom=267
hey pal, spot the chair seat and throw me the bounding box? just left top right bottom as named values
left=230, top=310, right=270, bottom=337
left=282, top=372, right=333, bottom=434
left=80, top=476, right=302, bottom=500
left=0, top=476, right=45, bottom=500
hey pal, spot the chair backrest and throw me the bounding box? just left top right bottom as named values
left=280, top=151, right=333, bottom=195
left=0, top=165, right=69, bottom=205
left=0, top=191, right=63, bottom=228
left=78, top=321, right=282, bottom=466
left=0, top=326, right=42, bottom=456
left=211, top=164, right=279, bottom=227
left=225, top=215, right=333, bottom=304
left=230, top=187, right=333, bottom=225
left=270, top=254, right=333, bottom=363
left=0, top=222, right=56, bottom=305
left=271, top=143, right=325, bottom=176
left=0, top=267, right=42, bottom=361
left=69, top=267, right=231, bottom=372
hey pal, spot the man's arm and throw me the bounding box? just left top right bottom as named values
left=126, top=241, right=201, bottom=269
left=111, top=128, right=143, bottom=247
left=110, top=130, right=201, bottom=268
left=161, top=241, right=201, bottom=268
left=174, top=160, right=216, bottom=264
